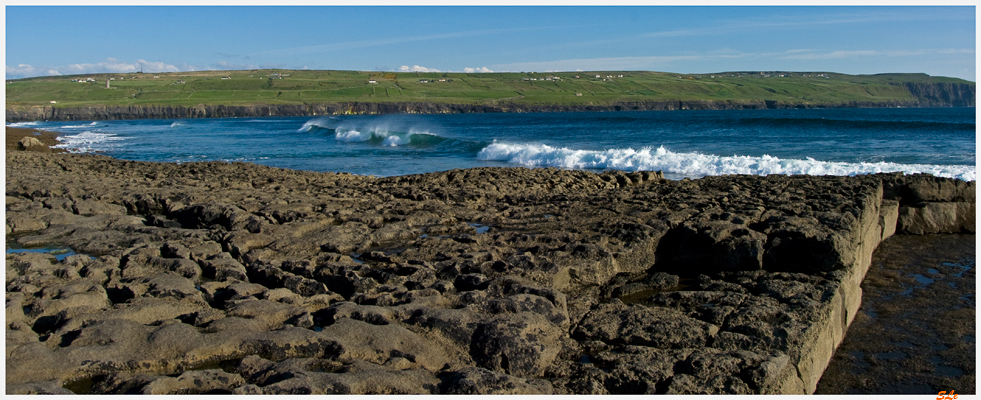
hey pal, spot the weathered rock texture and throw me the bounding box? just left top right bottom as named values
left=5, top=150, right=975, bottom=394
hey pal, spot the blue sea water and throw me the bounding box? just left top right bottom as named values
left=10, top=107, right=976, bottom=181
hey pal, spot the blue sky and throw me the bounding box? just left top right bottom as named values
left=5, top=6, right=976, bottom=81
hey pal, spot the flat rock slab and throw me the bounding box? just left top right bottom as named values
left=5, top=151, right=975, bottom=394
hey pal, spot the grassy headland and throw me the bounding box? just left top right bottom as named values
left=5, top=69, right=974, bottom=120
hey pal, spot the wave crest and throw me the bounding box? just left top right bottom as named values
left=298, top=117, right=449, bottom=147
left=298, top=117, right=337, bottom=132
left=7, top=121, right=40, bottom=127
left=334, top=127, right=445, bottom=147
left=53, top=131, right=127, bottom=153
left=60, top=122, right=99, bottom=129
left=477, top=143, right=976, bottom=181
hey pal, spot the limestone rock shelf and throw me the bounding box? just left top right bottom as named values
left=5, top=151, right=974, bottom=394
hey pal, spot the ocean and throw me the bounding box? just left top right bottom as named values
left=9, top=107, right=976, bottom=181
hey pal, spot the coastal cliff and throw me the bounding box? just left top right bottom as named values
left=893, top=82, right=977, bottom=107
left=5, top=82, right=973, bottom=122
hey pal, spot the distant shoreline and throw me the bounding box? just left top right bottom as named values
left=6, top=99, right=973, bottom=123
left=6, top=69, right=974, bottom=122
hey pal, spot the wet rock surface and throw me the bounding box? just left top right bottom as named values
left=815, top=234, right=975, bottom=394
left=5, top=151, right=975, bottom=394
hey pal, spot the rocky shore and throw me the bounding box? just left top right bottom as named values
left=5, top=148, right=975, bottom=394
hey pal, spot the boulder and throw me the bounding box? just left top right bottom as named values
left=17, top=136, right=45, bottom=150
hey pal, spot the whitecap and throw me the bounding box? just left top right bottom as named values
left=335, top=128, right=370, bottom=142
left=7, top=121, right=40, bottom=127
left=298, top=116, right=335, bottom=132
left=476, top=143, right=976, bottom=181
left=382, top=135, right=411, bottom=146
left=61, top=122, right=99, bottom=129
left=52, top=131, right=128, bottom=153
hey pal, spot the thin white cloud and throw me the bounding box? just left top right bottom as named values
left=463, top=67, right=493, bottom=73
left=7, top=64, right=40, bottom=78
left=773, top=48, right=976, bottom=61
left=210, top=60, right=259, bottom=70
left=492, top=55, right=738, bottom=72
left=4, top=57, right=307, bottom=79
left=398, top=65, right=441, bottom=73
left=6, top=58, right=182, bottom=79
left=491, top=47, right=976, bottom=72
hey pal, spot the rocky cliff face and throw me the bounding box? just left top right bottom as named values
left=5, top=101, right=772, bottom=122
left=5, top=82, right=973, bottom=122
left=894, top=82, right=976, bottom=107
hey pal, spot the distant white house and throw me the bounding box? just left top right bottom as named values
left=221, top=76, right=231, bottom=80
left=367, top=80, right=378, bottom=84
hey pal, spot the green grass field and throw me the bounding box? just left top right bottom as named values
left=5, top=69, right=973, bottom=109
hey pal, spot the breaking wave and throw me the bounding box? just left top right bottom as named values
left=60, top=122, right=99, bottom=129
left=298, top=116, right=453, bottom=148
left=297, top=117, right=339, bottom=133
left=332, top=127, right=449, bottom=147
left=53, top=131, right=128, bottom=153
left=477, top=143, right=976, bottom=181
left=6, top=121, right=41, bottom=127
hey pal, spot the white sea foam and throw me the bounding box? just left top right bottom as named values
left=382, top=135, right=411, bottom=146
left=171, top=121, right=183, bottom=127
left=7, top=121, right=40, bottom=127
left=52, top=131, right=127, bottom=153
left=334, top=128, right=368, bottom=142
left=298, top=116, right=439, bottom=147
left=477, top=143, right=976, bottom=181
left=331, top=126, right=435, bottom=147
left=60, top=122, right=99, bottom=129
